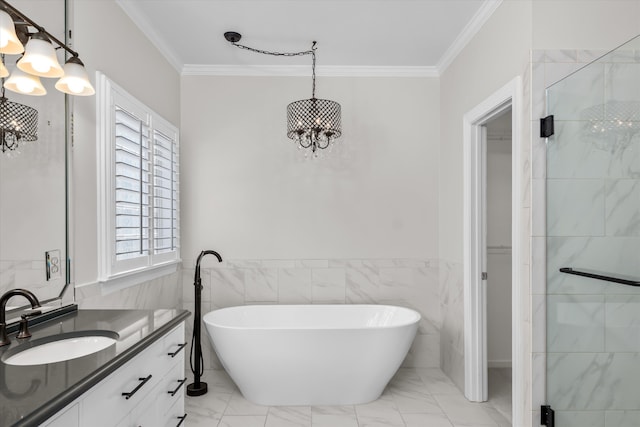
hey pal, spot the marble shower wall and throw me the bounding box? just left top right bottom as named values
left=181, top=258, right=441, bottom=370
left=533, top=46, right=640, bottom=427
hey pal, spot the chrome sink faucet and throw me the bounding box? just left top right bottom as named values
left=0, top=289, right=41, bottom=347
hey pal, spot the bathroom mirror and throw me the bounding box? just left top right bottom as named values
left=0, top=0, right=70, bottom=308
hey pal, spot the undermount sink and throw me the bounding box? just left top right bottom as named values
left=2, top=330, right=119, bottom=366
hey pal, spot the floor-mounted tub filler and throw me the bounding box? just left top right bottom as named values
left=203, top=304, right=420, bottom=406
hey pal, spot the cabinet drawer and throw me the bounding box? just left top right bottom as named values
left=163, top=323, right=187, bottom=366
left=81, top=338, right=163, bottom=427
left=126, top=378, right=162, bottom=427
left=164, top=395, right=186, bottom=427
left=156, top=360, right=187, bottom=417
left=40, top=403, right=79, bottom=427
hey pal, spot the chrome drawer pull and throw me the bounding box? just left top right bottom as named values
left=168, top=377, right=187, bottom=397
left=176, top=413, right=187, bottom=427
left=122, top=375, right=152, bottom=400
left=168, top=342, right=187, bottom=358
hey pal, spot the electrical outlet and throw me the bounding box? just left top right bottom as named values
left=46, top=250, right=61, bottom=281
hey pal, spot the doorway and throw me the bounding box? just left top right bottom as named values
left=462, top=77, right=523, bottom=426
left=485, top=110, right=513, bottom=423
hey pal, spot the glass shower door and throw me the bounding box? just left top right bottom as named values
left=546, top=34, right=640, bottom=427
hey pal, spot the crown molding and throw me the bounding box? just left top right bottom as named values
left=181, top=64, right=439, bottom=77
left=116, top=0, right=183, bottom=73
left=118, top=0, right=500, bottom=78
left=436, top=0, right=503, bottom=74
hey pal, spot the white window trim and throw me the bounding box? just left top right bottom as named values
left=96, top=72, right=180, bottom=289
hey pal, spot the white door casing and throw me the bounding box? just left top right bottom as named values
left=462, top=76, right=523, bottom=425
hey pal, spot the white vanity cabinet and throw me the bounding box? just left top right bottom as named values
left=41, top=322, right=187, bottom=427
left=39, top=403, right=80, bottom=427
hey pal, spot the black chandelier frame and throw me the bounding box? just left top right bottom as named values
left=224, top=31, right=342, bottom=154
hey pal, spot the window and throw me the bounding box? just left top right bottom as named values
left=97, top=73, right=180, bottom=287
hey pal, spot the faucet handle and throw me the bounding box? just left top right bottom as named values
left=16, top=311, right=41, bottom=340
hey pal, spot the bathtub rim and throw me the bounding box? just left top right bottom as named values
left=202, top=304, right=421, bottom=331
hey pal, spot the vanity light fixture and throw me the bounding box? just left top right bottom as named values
left=0, top=0, right=94, bottom=155
left=0, top=9, right=22, bottom=54
left=0, top=0, right=95, bottom=96
left=224, top=31, right=341, bottom=156
left=17, top=31, right=64, bottom=78
left=4, top=66, right=46, bottom=95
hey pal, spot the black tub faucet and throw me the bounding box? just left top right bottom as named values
left=195, top=250, right=223, bottom=289
left=0, top=289, right=41, bottom=347
left=187, top=249, right=222, bottom=397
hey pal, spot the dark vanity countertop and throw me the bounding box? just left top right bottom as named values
left=0, top=308, right=191, bottom=427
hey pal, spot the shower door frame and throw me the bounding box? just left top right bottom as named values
left=462, top=76, right=524, bottom=425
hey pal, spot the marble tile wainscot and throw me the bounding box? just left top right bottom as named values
left=182, top=258, right=441, bottom=370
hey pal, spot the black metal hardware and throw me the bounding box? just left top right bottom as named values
left=560, top=267, right=640, bottom=287
left=168, top=342, right=187, bottom=358
left=176, top=414, right=187, bottom=427
left=16, top=310, right=42, bottom=339
left=6, top=304, right=77, bottom=335
left=168, top=378, right=187, bottom=397
left=540, top=115, right=554, bottom=138
left=0, top=289, right=41, bottom=346
left=224, top=31, right=241, bottom=43
left=223, top=32, right=341, bottom=154
left=187, top=250, right=222, bottom=397
left=541, top=405, right=554, bottom=427
left=122, top=375, right=152, bottom=400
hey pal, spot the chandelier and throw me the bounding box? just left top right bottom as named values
left=581, top=100, right=640, bottom=152
left=0, top=86, right=37, bottom=153
left=0, top=0, right=94, bottom=154
left=224, top=32, right=342, bottom=155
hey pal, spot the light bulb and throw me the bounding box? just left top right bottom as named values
left=16, top=79, right=34, bottom=94
left=0, top=30, right=9, bottom=49
left=55, top=57, right=95, bottom=96
left=32, top=59, right=51, bottom=74
left=66, top=79, right=84, bottom=94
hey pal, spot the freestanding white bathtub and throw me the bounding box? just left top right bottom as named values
left=203, top=304, right=420, bottom=406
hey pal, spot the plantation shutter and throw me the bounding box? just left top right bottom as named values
left=114, top=105, right=151, bottom=261
left=152, top=124, right=179, bottom=255
left=98, top=72, right=180, bottom=282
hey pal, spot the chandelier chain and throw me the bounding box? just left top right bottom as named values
left=224, top=32, right=340, bottom=156
left=230, top=41, right=318, bottom=98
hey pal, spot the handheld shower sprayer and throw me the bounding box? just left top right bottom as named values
left=187, top=249, right=222, bottom=397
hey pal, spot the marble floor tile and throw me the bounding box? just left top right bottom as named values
left=402, top=413, right=454, bottom=427
left=434, top=394, right=500, bottom=426
left=312, top=413, right=359, bottom=427
left=416, top=368, right=461, bottom=395
left=311, top=405, right=357, bottom=416
left=265, top=406, right=312, bottom=427
left=186, top=368, right=510, bottom=427
left=224, top=391, right=270, bottom=416
left=487, top=368, right=513, bottom=424
left=185, top=387, right=231, bottom=427
left=218, top=415, right=267, bottom=427
left=311, top=404, right=358, bottom=426
left=390, top=387, right=443, bottom=414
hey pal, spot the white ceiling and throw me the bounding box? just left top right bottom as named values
left=116, top=0, right=501, bottom=76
